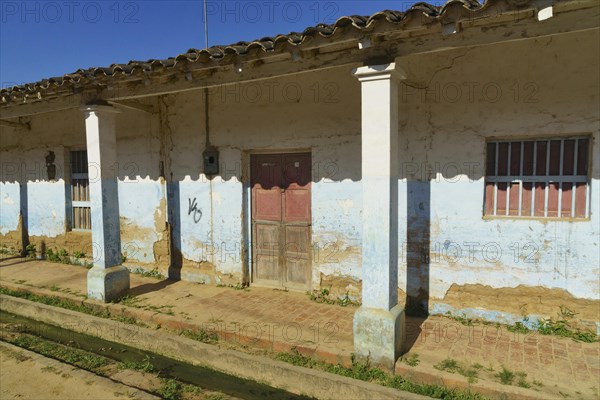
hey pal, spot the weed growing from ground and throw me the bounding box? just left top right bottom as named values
left=276, top=348, right=488, bottom=399
left=25, top=243, right=36, bottom=258
left=131, top=267, right=164, bottom=280
left=507, top=321, right=530, bottom=334
left=307, top=288, right=360, bottom=307
left=10, top=333, right=109, bottom=373
left=434, top=358, right=481, bottom=383
left=404, top=353, right=420, bottom=367
left=119, top=355, right=156, bottom=373
left=0, top=287, right=149, bottom=327
left=434, top=358, right=460, bottom=373
left=159, top=378, right=181, bottom=400
left=181, top=328, right=219, bottom=345
left=73, top=251, right=85, bottom=259
left=516, top=372, right=530, bottom=388
left=443, top=309, right=598, bottom=343
left=116, top=295, right=175, bottom=317
left=495, top=366, right=515, bottom=385
left=216, top=282, right=249, bottom=291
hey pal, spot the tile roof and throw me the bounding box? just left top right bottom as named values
left=0, top=0, right=549, bottom=102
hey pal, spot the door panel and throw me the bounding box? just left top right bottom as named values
left=254, top=223, right=280, bottom=283
left=251, top=152, right=311, bottom=290
left=284, top=189, right=311, bottom=221
left=284, top=225, right=311, bottom=287
left=255, top=188, right=282, bottom=221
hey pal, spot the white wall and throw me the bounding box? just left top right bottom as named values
left=395, top=29, right=600, bottom=310
left=0, top=29, right=597, bottom=317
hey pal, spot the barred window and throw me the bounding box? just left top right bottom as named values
left=70, top=150, right=91, bottom=230
left=484, top=137, right=590, bottom=219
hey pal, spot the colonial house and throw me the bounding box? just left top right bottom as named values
left=1, top=0, right=598, bottom=368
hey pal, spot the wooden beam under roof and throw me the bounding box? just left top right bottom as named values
left=0, top=1, right=597, bottom=119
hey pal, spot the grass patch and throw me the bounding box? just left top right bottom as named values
left=404, top=353, right=420, bottom=367
left=117, top=295, right=176, bottom=316
left=506, top=321, right=530, bottom=334
left=276, top=348, right=488, bottom=399
left=203, top=394, right=227, bottom=400
left=0, top=287, right=147, bottom=327
left=146, top=304, right=175, bottom=316
left=43, top=248, right=92, bottom=268
left=8, top=333, right=109, bottom=373
left=181, top=328, right=219, bottom=344
left=6, top=331, right=220, bottom=400
left=73, top=251, right=86, bottom=259
left=118, top=295, right=143, bottom=307
left=131, top=267, right=165, bottom=280
left=445, top=312, right=477, bottom=326
left=158, top=378, right=181, bottom=400
left=443, top=308, right=598, bottom=343
left=113, top=313, right=148, bottom=327
left=119, top=355, right=156, bottom=373
left=536, top=317, right=597, bottom=343
left=216, top=282, right=249, bottom=291
left=516, top=372, right=531, bottom=388
left=434, top=358, right=460, bottom=373
left=434, top=358, right=480, bottom=383
left=0, top=286, right=110, bottom=318
left=495, top=366, right=515, bottom=385
left=25, top=243, right=36, bottom=258
left=307, top=288, right=361, bottom=307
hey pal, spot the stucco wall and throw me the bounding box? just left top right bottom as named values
left=395, top=29, right=599, bottom=323
left=0, top=28, right=597, bottom=325
left=163, top=69, right=362, bottom=283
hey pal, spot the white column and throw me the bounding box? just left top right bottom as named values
left=81, top=104, right=129, bottom=302
left=353, top=63, right=405, bottom=370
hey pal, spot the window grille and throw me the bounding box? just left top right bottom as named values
left=484, top=138, right=590, bottom=218
left=70, top=150, right=91, bottom=230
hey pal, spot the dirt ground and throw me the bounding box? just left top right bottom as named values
left=0, top=341, right=158, bottom=400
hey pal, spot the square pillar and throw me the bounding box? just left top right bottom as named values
left=81, top=104, right=129, bottom=302
left=352, top=63, right=405, bottom=370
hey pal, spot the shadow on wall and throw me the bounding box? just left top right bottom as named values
left=403, top=178, right=430, bottom=353
left=19, top=181, right=29, bottom=252
left=405, top=179, right=430, bottom=318
left=167, top=179, right=182, bottom=280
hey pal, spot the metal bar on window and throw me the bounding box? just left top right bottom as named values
left=531, top=141, right=537, bottom=217
left=486, top=176, right=587, bottom=183
left=558, top=139, right=564, bottom=217
left=572, top=138, right=578, bottom=218
left=518, top=141, right=524, bottom=216
left=494, top=143, right=499, bottom=216
left=544, top=140, right=550, bottom=217
left=585, top=138, right=590, bottom=218
left=506, top=143, right=511, bottom=216
left=585, top=184, right=590, bottom=218
left=70, top=151, right=92, bottom=231
left=486, top=138, right=590, bottom=220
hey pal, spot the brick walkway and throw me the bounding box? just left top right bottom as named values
left=1, top=257, right=598, bottom=399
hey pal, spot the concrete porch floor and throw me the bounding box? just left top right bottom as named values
left=0, top=257, right=598, bottom=399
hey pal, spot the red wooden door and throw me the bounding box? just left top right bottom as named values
left=251, top=153, right=311, bottom=290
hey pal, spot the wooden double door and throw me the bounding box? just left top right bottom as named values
left=251, top=153, right=311, bottom=291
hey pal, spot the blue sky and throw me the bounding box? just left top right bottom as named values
left=0, top=1, right=446, bottom=88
